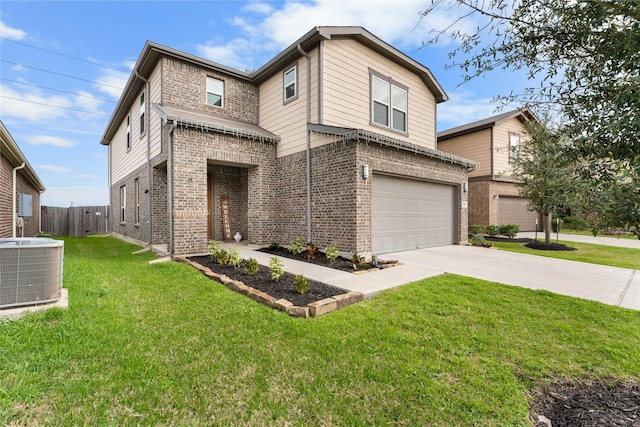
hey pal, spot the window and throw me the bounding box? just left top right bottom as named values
left=126, top=115, right=131, bottom=151
left=371, top=71, right=408, bottom=133
left=206, top=77, right=224, bottom=107
left=134, top=178, right=140, bottom=224
left=509, top=132, right=521, bottom=162
left=139, top=92, right=145, bottom=134
left=283, top=65, right=297, bottom=103
left=120, top=186, right=126, bottom=223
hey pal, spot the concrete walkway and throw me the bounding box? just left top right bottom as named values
left=220, top=240, right=639, bottom=311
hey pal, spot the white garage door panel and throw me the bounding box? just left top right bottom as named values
left=373, top=175, right=456, bottom=253
left=498, top=197, right=539, bottom=231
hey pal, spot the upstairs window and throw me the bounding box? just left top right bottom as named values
left=126, top=115, right=131, bottom=151
left=206, top=77, right=224, bottom=107
left=283, top=65, right=297, bottom=103
left=509, top=132, right=521, bottom=162
left=371, top=71, right=408, bottom=133
left=139, top=92, right=145, bottom=134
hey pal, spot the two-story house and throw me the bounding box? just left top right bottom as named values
left=1, top=121, right=46, bottom=238
left=100, top=26, right=477, bottom=257
left=437, top=108, right=542, bottom=231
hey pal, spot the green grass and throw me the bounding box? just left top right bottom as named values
left=491, top=239, right=640, bottom=270
left=1, top=236, right=639, bottom=426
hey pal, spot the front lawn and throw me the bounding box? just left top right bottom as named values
left=491, top=239, right=640, bottom=270
left=1, top=236, right=639, bottom=426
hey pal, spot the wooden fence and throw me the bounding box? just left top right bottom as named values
left=41, top=206, right=109, bottom=237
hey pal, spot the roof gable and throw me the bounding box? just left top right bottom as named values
left=437, top=108, right=540, bottom=141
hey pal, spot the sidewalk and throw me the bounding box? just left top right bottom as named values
left=517, top=231, right=640, bottom=249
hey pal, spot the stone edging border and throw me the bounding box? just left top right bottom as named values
left=175, top=256, right=365, bottom=318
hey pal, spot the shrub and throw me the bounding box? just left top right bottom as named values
left=268, top=241, right=281, bottom=250
left=294, top=274, right=309, bottom=295
left=227, top=249, right=241, bottom=268
left=499, top=224, right=520, bottom=239
left=325, top=242, right=340, bottom=263
left=244, top=257, right=259, bottom=275
left=306, top=243, right=319, bottom=260
left=562, top=216, right=588, bottom=231
left=470, top=234, right=490, bottom=247
left=468, top=224, right=484, bottom=235
left=216, top=249, right=230, bottom=265
left=486, top=225, right=500, bottom=237
left=208, top=240, right=222, bottom=259
left=269, top=256, right=285, bottom=281
left=289, top=236, right=305, bottom=254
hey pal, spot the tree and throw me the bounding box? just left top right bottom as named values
left=510, top=121, right=574, bottom=243
left=421, top=0, right=640, bottom=161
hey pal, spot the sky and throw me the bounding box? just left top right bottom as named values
left=0, top=0, right=531, bottom=207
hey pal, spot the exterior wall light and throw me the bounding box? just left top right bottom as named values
left=362, top=164, right=369, bottom=180
left=463, top=182, right=468, bottom=193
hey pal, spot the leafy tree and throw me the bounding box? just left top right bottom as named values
left=510, top=121, right=574, bottom=243
left=421, top=0, right=640, bottom=161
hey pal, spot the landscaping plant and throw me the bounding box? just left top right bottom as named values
left=486, top=225, right=500, bottom=237
left=293, top=274, right=309, bottom=295
left=268, top=256, right=284, bottom=281
left=499, top=224, right=520, bottom=239
left=244, top=257, right=259, bottom=275
left=208, top=240, right=222, bottom=259
left=227, top=249, right=241, bottom=269
left=216, top=249, right=230, bottom=265
left=289, top=236, right=305, bottom=254
left=351, top=252, right=364, bottom=270
left=305, top=243, right=319, bottom=260
left=468, top=224, right=484, bottom=235
left=324, top=242, right=340, bottom=263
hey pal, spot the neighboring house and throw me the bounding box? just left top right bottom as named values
left=437, top=108, right=542, bottom=231
left=100, top=26, right=477, bottom=257
left=0, top=121, right=46, bottom=238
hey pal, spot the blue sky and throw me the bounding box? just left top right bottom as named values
left=1, top=0, right=529, bottom=207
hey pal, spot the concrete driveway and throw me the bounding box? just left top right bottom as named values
left=379, top=245, right=639, bottom=310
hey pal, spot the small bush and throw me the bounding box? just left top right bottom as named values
left=289, top=236, right=305, bottom=254
left=562, top=216, right=588, bottom=231
left=269, top=256, right=285, bottom=281
left=468, top=224, right=484, bottom=235
left=268, top=241, right=281, bottom=250
left=306, top=243, right=319, bottom=259
left=499, top=224, right=520, bottom=239
left=486, top=225, right=500, bottom=237
left=227, top=249, right=241, bottom=268
left=216, top=249, right=230, bottom=265
left=294, top=274, right=309, bottom=295
left=244, top=257, right=259, bottom=275
left=325, top=242, right=340, bottom=263
left=208, top=240, right=222, bottom=259
left=470, top=234, right=490, bottom=247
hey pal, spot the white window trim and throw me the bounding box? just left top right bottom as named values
left=283, top=64, right=298, bottom=104
left=370, top=69, right=408, bottom=134
left=206, top=77, right=224, bottom=107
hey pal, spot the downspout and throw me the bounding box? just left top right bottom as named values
left=297, top=43, right=312, bottom=243
left=12, top=163, right=25, bottom=238
left=166, top=120, right=175, bottom=255
left=135, top=70, right=153, bottom=248
left=38, top=190, right=43, bottom=234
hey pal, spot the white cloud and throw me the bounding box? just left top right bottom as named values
left=0, top=20, right=26, bottom=40
left=196, top=38, right=255, bottom=71
left=95, top=68, right=129, bottom=99
left=0, top=84, right=71, bottom=121
left=37, top=164, right=73, bottom=173
left=243, top=1, right=274, bottom=15
left=25, top=135, right=77, bottom=148
left=75, top=174, right=101, bottom=180
left=437, top=90, right=500, bottom=129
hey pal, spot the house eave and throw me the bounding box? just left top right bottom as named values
left=0, top=121, right=46, bottom=192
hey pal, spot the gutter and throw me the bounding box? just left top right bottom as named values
left=12, top=163, right=25, bottom=238
left=297, top=44, right=312, bottom=244
left=135, top=70, right=153, bottom=248
left=166, top=120, right=175, bottom=255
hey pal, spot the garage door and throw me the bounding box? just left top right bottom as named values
left=498, top=197, right=539, bottom=231
left=372, top=175, right=456, bottom=253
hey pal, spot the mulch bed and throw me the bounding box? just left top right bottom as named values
left=257, top=246, right=359, bottom=272
left=530, top=378, right=640, bottom=426
left=187, top=255, right=348, bottom=306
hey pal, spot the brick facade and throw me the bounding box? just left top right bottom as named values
left=468, top=178, right=522, bottom=227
